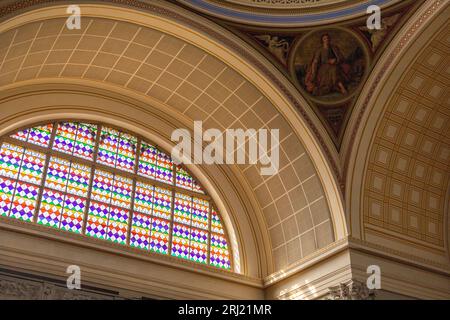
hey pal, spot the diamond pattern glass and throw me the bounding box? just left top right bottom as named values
left=11, top=124, right=53, bottom=148
left=53, top=122, right=97, bottom=160
left=1, top=122, right=232, bottom=270
left=37, top=156, right=90, bottom=234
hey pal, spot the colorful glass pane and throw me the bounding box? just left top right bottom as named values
left=150, top=217, right=170, bottom=254
left=138, top=142, right=158, bottom=179
left=86, top=201, right=108, bottom=239
left=74, top=123, right=97, bottom=160
left=91, top=170, right=114, bottom=203
left=152, top=187, right=172, bottom=220
left=155, top=150, right=173, bottom=184
left=176, top=166, right=192, bottom=190
left=0, top=176, right=15, bottom=217
left=0, top=143, right=23, bottom=180
left=88, top=170, right=130, bottom=245
left=192, top=179, right=204, bottom=194
left=39, top=157, right=88, bottom=234
left=174, top=192, right=192, bottom=225
left=190, top=227, right=208, bottom=264
left=0, top=144, right=45, bottom=221
left=134, top=181, right=154, bottom=215
left=53, top=122, right=77, bottom=155
left=60, top=194, right=85, bottom=234
left=192, top=197, right=209, bottom=230
left=110, top=175, right=133, bottom=209
left=18, top=149, right=45, bottom=185
left=98, top=127, right=120, bottom=169
left=53, top=122, right=97, bottom=160
left=211, top=208, right=224, bottom=234
left=107, top=206, right=129, bottom=245
left=210, top=233, right=231, bottom=270
left=37, top=188, right=65, bottom=228
left=131, top=182, right=171, bottom=254
left=10, top=127, right=29, bottom=143
left=9, top=181, right=39, bottom=222
left=45, top=157, right=71, bottom=192
left=11, top=124, right=53, bottom=148
left=98, top=127, right=136, bottom=173
left=175, top=166, right=204, bottom=194
left=116, top=133, right=137, bottom=173
left=66, top=162, right=90, bottom=197
left=130, top=212, right=151, bottom=250
left=171, top=223, right=190, bottom=260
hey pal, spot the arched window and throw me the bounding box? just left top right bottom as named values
left=0, top=122, right=231, bottom=270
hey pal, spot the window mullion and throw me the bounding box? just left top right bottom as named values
left=188, top=195, right=194, bottom=263
left=167, top=164, right=177, bottom=256
left=81, top=124, right=102, bottom=235
left=57, top=160, right=73, bottom=230
left=207, top=203, right=212, bottom=266
left=32, top=122, right=58, bottom=223
left=126, top=138, right=141, bottom=246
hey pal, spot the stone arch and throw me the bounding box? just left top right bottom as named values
left=344, top=0, right=449, bottom=268
left=0, top=1, right=347, bottom=279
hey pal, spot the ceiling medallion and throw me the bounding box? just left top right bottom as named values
left=288, top=28, right=370, bottom=106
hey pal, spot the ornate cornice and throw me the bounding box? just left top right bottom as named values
left=0, top=273, right=120, bottom=299
left=177, top=0, right=401, bottom=27
left=326, top=280, right=375, bottom=300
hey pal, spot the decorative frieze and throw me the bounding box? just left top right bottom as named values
left=327, top=280, right=375, bottom=300
left=0, top=274, right=117, bottom=300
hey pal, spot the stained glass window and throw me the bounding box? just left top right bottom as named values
left=1, top=121, right=232, bottom=270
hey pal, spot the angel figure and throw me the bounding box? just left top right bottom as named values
left=365, top=14, right=400, bottom=50
left=255, top=35, right=290, bottom=63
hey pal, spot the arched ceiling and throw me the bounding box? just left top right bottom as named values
left=363, top=24, right=449, bottom=252
left=345, top=1, right=450, bottom=273
left=0, top=1, right=347, bottom=278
